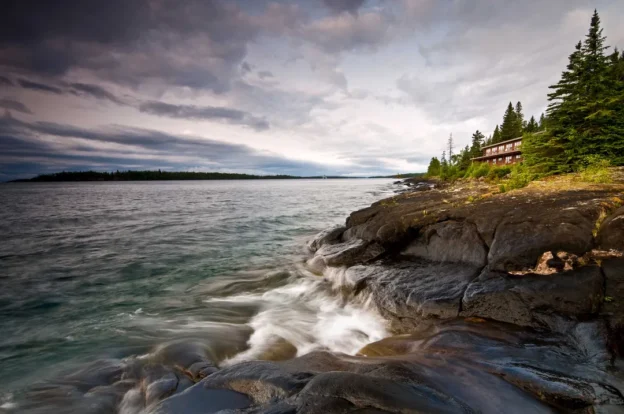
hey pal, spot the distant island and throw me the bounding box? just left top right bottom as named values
left=8, top=170, right=424, bottom=182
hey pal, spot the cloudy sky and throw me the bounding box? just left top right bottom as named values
left=1, top=0, right=623, bottom=180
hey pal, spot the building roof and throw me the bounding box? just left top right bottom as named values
left=481, top=136, right=523, bottom=150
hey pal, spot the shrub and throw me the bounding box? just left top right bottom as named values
left=487, top=166, right=512, bottom=181
left=506, top=163, right=537, bottom=190
left=578, top=155, right=612, bottom=184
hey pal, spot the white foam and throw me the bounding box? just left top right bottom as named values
left=223, top=272, right=388, bottom=365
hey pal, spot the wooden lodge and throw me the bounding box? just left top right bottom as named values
left=472, top=137, right=523, bottom=165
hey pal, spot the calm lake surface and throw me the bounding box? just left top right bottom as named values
left=0, top=179, right=395, bottom=396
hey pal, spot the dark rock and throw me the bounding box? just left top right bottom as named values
left=597, top=206, right=624, bottom=251
left=151, top=340, right=217, bottom=371
left=147, top=382, right=251, bottom=414
left=307, top=225, right=346, bottom=252
left=201, top=360, right=314, bottom=404
left=308, top=239, right=384, bottom=272
left=402, top=220, right=488, bottom=266
left=295, top=371, right=470, bottom=413
left=487, top=207, right=596, bottom=271
left=347, top=260, right=481, bottom=331
left=603, top=258, right=624, bottom=356
left=461, top=266, right=604, bottom=328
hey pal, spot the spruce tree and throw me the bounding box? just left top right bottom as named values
left=538, top=113, right=546, bottom=131
left=470, top=130, right=485, bottom=157
left=525, top=115, right=538, bottom=133
left=515, top=102, right=525, bottom=135
left=492, top=125, right=502, bottom=144
left=500, top=102, right=518, bottom=141
left=427, top=157, right=441, bottom=176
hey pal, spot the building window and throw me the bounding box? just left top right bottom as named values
left=506, top=156, right=512, bottom=163
left=492, top=147, right=497, bottom=153
left=486, top=148, right=491, bottom=155
left=516, top=154, right=522, bottom=159
left=505, top=144, right=513, bottom=150
left=492, top=159, right=496, bottom=164
left=498, top=146, right=504, bottom=151
left=515, top=142, right=522, bottom=148
left=498, top=157, right=503, bottom=162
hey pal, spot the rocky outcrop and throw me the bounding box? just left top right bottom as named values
left=346, top=261, right=481, bottom=331
left=461, top=265, right=604, bottom=328
left=597, top=206, right=624, bottom=251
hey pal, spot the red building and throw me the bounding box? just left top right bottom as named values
left=472, top=137, right=523, bottom=165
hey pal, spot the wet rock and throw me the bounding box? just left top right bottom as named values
left=487, top=207, right=596, bottom=271
left=145, top=371, right=178, bottom=406
left=307, top=225, right=345, bottom=253
left=461, top=266, right=604, bottom=328
left=347, top=260, right=481, bottom=331
left=603, top=258, right=624, bottom=356
left=597, top=206, right=624, bottom=251
left=295, top=371, right=470, bottom=413
left=402, top=220, right=488, bottom=266
left=147, top=382, right=251, bottom=414
left=309, top=239, right=385, bottom=272
left=151, top=340, right=217, bottom=372
left=188, top=361, right=218, bottom=380
left=201, top=360, right=314, bottom=404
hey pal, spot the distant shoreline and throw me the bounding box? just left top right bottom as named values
left=7, top=170, right=424, bottom=183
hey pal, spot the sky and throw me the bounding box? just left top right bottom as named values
left=1, top=0, right=623, bottom=180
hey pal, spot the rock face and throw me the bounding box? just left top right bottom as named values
left=597, top=206, right=624, bottom=251
left=346, top=261, right=481, bottom=331
left=461, top=265, right=604, bottom=328
left=402, top=220, right=487, bottom=266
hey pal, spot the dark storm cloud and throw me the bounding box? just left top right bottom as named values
left=322, top=0, right=366, bottom=14
left=0, top=76, right=13, bottom=86
left=0, top=115, right=324, bottom=181
left=17, top=79, right=64, bottom=94
left=0, top=0, right=260, bottom=93
left=139, top=101, right=270, bottom=130
left=69, top=83, right=125, bottom=105
left=0, top=98, right=32, bottom=114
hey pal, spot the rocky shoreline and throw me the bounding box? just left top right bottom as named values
left=10, top=173, right=624, bottom=414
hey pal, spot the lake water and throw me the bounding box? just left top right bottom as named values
left=0, top=179, right=395, bottom=398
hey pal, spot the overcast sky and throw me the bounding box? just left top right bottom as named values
left=1, top=0, right=623, bottom=180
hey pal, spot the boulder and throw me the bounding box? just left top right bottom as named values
left=200, top=361, right=313, bottom=404
left=461, top=265, right=604, bottom=328
left=307, top=225, right=345, bottom=252
left=487, top=207, right=596, bottom=271
left=597, top=206, right=624, bottom=251
left=402, top=220, right=488, bottom=266
left=147, top=382, right=251, bottom=414
left=309, top=239, right=385, bottom=272
left=347, top=260, right=481, bottom=331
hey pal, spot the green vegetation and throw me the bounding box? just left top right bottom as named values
left=527, top=10, right=624, bottom=173
left=426, top=9, right=622, bottom=189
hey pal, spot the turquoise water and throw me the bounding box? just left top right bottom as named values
left=0, top=179, right=395, bottom=394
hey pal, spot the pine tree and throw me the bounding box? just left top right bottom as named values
left=525, top=115, right=538, bottom=133
left=427, top=157, right=441, bottom=176
left=492, top=125, right=502, bottom=144
left=470, top=130, right=485, bottom=157
left=500, top=102, right=518, bottom=141
left=515, top=101, right=525, bottom=135
left=538, top=113, right=546, bottom=131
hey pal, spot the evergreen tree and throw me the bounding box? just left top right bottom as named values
left=491, top=125, right=502, bottom=144
left=427, top=157, right=441, bottom=176
left=470, top=130, right=485, bottom=157
left=538, top=113, right=546, bottom=131
left=515, top=101, right=525, bottom=135
left=500, top=102, right=519, bottom=141
left=447, top=134, right=455, bottom=162
left=525, top=115, right=538, bottom=133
